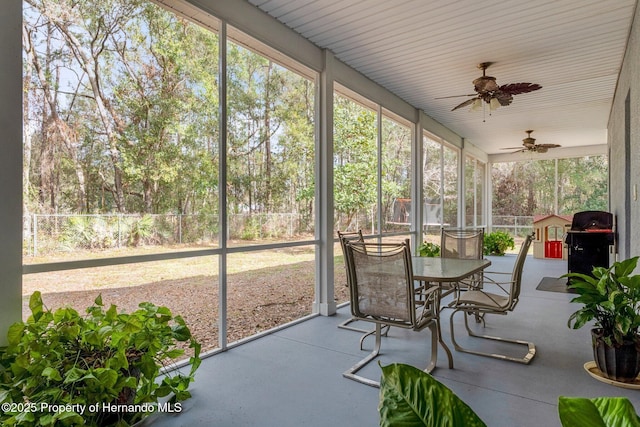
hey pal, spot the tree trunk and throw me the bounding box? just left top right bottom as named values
left=24, top=21, right=88, bottom=213
left=22, top=25, right=34, bottom=236
left=30, top=1, right=129, bottom=212
left=263, top=62, right=273, bottom=212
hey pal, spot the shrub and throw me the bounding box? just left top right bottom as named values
left=483, top=231, right=515, bottom=256
left=60, top=216, right=116, bottom=250
left=418, top=242, right=441, bottom=257
left=125, top=214, right=155, bottom=246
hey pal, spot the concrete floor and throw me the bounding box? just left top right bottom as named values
left=151, top=255, right=640, bottom=427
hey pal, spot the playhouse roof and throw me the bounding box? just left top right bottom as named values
left=533, top=214, right=574, bottom=224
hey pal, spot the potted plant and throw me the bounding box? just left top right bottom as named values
left=565, top=256, right=640, bottom=383
left=0, top=292, right=201, bottom=426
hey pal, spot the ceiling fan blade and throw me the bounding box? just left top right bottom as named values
left=498, top=82, right=542, bottom=95
left=451, top=97, right=479, bottom=111
left=435, top=94, right=477, bottom=99
left=501, top=146, right=526, bottom=150
left=449, top=65, right=542, bottom=113
left=537, top=144, right=561, bottom=149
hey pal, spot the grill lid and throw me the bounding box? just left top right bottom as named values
left=570, top=210, right=613, bottom=231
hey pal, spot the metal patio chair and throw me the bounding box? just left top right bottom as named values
left=342, top=239, right=441, bottom=387
left=448, top=232, right=536, bottom=364
left=440, top=227, right=485, bottom=298
left=337, top=230, right=373, bottom=334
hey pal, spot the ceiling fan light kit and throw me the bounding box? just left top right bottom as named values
left=470, top=98, right=483, bottom=111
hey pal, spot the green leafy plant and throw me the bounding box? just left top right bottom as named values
left=240, top=215, right=261, bottom=240
left=0, top=292, right=201, bottom=427
left=483, top=231, right=515, bottom=256
left=61, top=216, right=115, bottom=250
left=558, top=396, right=640, bottom=427
left=125, top=214, right=155, bottom=247
left=379, top=363, right=487, bottom=427
left=565, top=256, right=640, bottom=346
left=379, top=364, right=640, bottom=427
left=418, top=242, right=440, bottom=257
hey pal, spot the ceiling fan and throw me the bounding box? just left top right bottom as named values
left=502, top=130, right=561, bottom=153
left=439, top=62, right=542, bottom=111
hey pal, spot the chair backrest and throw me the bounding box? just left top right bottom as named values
left=508, top=232, right=535, bottom=307
left=337, top=230, right=364, bottom=258
left=441, top=228, right=484, bottom=260
left=343, top=239, right=417, bottom=327
left=337, top=230, right=364, bottom=288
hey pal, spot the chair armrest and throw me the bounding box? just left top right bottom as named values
left=415, top=284, right=439, bottom=303
left=479, top=275, right=515, bottom=295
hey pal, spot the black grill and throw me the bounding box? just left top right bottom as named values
left=565, top=211, right=615, bottom=281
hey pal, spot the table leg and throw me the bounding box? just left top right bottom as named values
left=434, top=284, right=454, bottom=369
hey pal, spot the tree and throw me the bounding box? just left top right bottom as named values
left=381, top=117, right=411, bottom=229
left=333, top=95, right=377, bottom=229
left=492, top=157, right=608, bottom=218
left=23, top=0, right=223, bottom=217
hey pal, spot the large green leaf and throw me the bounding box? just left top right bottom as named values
left=379, top=363, right=487, bottom=427
left=28, top=291, right=44, bottom=322
left=558, top=396, right=640, bottom=427
left=6, top=323, right=24, bottom=347
left=41, top=366, right=63, bottom=382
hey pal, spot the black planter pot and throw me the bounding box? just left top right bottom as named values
left=592, top=328, right=640, bottom=383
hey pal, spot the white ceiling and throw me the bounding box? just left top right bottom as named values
left=248, top=0, right=636, bottom=155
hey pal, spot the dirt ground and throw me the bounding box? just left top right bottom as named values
left=22, top=257, right=350, bottom=355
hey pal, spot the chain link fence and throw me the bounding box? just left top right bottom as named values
left=23, top=213, right=533, bottom=257
left=24, top=213, right=313, bottom=257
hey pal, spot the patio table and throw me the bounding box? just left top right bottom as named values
left=412, top=256, right=492, bottom=368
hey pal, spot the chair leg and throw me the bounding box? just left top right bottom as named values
left=338, top=316, right=390, bottom=339
left=338, top=316, right=372, bottom=333
left=343, top=323, right=384, bottom=387
left=343, top=321, right=441, bottom=388
left=358, top=327, right=376, bottom=350
left=449, top=308, right=536, bottom=364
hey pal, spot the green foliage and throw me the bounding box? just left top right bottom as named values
left=59, top=215, right=159, bottom=250
left=0, top=292, right=201, bottom=427
left=240, top=215, right=261, bottom=240
left=379, top=364, right=640, bottom=427
left=24, top=0, right=315, bottom=231
left=61, top=216, right=116, bottom=250
left=491, top=157, right=608, bottom=218
left=418, top=242, right=440, bottom=257
left=565, top=257, right=640, bottom=346
left=379, top=363, right=487, bottom=427
left=24, top=0, right=608, bottom=240
left=483, top=231, right=515, bottom=256
left=125, top=214, right=154, bottom=247
left=333, top=96, right=377, bottom=227
left=558, top=396, right=640, bottom=427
